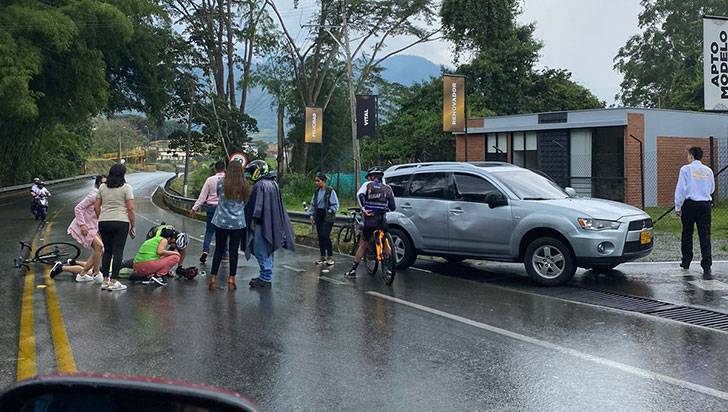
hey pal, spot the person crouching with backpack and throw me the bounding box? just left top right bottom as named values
left=308, top=173, right=339, bottom=266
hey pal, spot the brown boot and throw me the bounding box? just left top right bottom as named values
left=228, top=276, right=237, bottom=290
left=208, top=274, right=217, bottom=291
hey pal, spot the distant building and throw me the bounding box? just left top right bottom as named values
left=148, top=140, right=187, bottom=163
left=453, top=108, right=728, bottom=208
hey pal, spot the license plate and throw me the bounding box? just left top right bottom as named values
left=640, top=230, right=652, bottom=245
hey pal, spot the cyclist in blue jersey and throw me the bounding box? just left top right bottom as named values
left=345, top=167, right=396, bottom=278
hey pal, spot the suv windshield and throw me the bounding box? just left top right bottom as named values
left=491, top=170, right=568, bottom=200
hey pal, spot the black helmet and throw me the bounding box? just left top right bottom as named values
left=246, top=160, right=270, bottom=182
left=365, top=166, right=385, bottom=178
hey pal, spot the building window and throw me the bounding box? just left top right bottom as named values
left=512, top=132, right=538, bottom=168
left=486, top=133, right=508, bottom=161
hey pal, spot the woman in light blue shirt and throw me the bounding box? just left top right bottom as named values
left=307, top=173, right=339, bottom=265
left=210, top=160, right=250, bottom=290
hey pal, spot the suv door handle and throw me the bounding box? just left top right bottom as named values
left=449, top=208, right=464, bottom=214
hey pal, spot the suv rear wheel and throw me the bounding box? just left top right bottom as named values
left=524, top=237, right=576, bottom=286
left=389, top=228, right=416, bottom=270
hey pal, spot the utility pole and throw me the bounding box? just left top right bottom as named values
left=341, top=3, right=361, bottom=190
left=183, top=90, right=195, bottom=197
left=118, top=136, right=122, bottom=163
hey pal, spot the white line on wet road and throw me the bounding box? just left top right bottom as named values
left=282, top=265, right=305, bottom=273
left=367, top=291, right=728, bottom=402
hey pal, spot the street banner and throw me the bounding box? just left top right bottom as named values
left=356, top=95, right=377, bottom=139
left=443, top=75, right=465, bottom=132
left=304, top=107, right=323, bottom=143
left=704, top=16, right=728, bottom=111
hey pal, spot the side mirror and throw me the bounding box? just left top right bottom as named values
left=565, top=187, right=577, bottom=197
left=0, top=374, right=258, bottom=412
left=484, top=192, right=508, bottom=208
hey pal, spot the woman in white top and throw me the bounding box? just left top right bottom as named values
left=95, top=164, right=136, bottom=291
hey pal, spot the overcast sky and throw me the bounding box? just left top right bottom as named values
left=277, top=0, right=645, bottom=105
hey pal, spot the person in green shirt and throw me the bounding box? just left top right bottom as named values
left=131, top=225, right=186, bottom=285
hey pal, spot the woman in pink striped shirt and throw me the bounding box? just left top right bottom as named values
left=190, top=161, right=226, bottom=263
left=50, top=175, right=106, bottom=282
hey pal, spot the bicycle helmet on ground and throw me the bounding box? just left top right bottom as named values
left=246, top=160, right=269, bottom=182
left=175, top=232, right=188, bottom=250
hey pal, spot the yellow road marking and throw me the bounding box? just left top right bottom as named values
left=16, top=249, right=37, bottom=381
left=42, top=222, right=77, bottom=373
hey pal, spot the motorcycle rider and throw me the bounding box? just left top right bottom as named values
left=30, top=179, right=51, bottom=218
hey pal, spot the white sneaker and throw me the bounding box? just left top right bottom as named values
left=75, top=274, right=94, bottom=282
left=93, top=273, right=104, bottom=283
left=107, top=280, right=127, bottom=291
left=100, top=280, right=110, bottom=290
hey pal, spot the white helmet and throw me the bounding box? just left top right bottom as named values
left=175, top=232, right=188, bottom=250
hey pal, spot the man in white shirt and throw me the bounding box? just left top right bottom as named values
left=674, top=146, right=715, bottom=279
left=30, top=179, right=50, bottom=215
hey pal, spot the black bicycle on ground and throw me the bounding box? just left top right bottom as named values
left=14, top=241, right=80, bottom=269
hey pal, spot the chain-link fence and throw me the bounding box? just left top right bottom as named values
left=644, top=137, right=728, bottom=261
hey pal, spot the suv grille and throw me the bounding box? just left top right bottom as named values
left=627, top=218, right=653, bottom=231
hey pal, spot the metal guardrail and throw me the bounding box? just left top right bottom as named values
left=0, top=174, right=95, bottom=194
left=158, top=176, right=350, bottom=227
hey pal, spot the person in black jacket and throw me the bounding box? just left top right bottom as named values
left=307, top=173, right=339, bottom=266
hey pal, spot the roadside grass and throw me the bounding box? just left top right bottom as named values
left=646, top=201, right=728, bottom=238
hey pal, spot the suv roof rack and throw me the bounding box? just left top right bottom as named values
left=468, top=161, right=515, bottom=168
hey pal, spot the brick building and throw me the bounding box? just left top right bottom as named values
left=454, top=108, right=728, bottom=208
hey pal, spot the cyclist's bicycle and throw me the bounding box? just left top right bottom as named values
left=335, top=207, right=363, bottom=256
left=14, top=241, right=80, bottom=269
left=363, top=225, right=396, bottom=285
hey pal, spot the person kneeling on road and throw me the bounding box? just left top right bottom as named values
left=130, top=226, right=187, bottom=285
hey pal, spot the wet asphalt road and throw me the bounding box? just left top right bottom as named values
left=3, top=172, right=728, bottom=411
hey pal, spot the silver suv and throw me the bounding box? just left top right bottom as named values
left=383, top=162, right=654, bottom=286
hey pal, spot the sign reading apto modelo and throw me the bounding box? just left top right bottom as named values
left=304, top=107, right=323, bottom=143
left=704, top=15, right=728, bottom=111
left=356, top=95, right=377, bottom=139
left=442, top=75, right=465, bottom=132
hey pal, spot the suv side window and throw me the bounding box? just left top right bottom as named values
left=454, top=173, right=501, bottom=202
left=385, top=174, right=411, bottom=197
left=409, top=173, right=453, bottom=200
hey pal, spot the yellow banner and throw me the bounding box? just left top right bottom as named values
left=443, top=75, right=465, bottom=132
left=305, top=107, right=323, bottom=143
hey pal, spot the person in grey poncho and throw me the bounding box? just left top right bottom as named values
left=244, top=160, right=295, bottom=288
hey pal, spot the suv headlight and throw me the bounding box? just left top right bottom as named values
left=577, top=218, right=621, bottom=231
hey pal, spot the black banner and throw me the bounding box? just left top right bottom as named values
left=356, top=95, right=377, bottom=139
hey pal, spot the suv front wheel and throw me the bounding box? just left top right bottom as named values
left=389, top=227, right=417, bottom=270
left=524, top=237, right=576, bottom=286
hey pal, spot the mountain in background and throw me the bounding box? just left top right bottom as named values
left=247, top=54, right=442, bottom=142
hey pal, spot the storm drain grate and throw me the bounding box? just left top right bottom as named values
left=540, top=287, right=672, bottom=313
left=536, top=286, right=728, bottom=332
left=646, top=306, right=728, bottom=332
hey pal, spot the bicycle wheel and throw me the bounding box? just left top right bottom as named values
left=364, top=238, right=378, bottom=276
left=35, top=242, right=80, bottom=265
left=336, top=226, right=353, bottom=255
left=379, top=233, right=396, bottom=285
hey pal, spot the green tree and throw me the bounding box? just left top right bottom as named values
left=614, top=0, right=727, bottom=109
left=0, top=0, right=180, bottom=185
left=90, top=118, right=147, bottom=155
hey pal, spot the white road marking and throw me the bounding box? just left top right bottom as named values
left=319, top=276, right=348, bottom=285
left=410, top=267, right=433, bottom=273
left=624, top=260, right=728, bottom=265
left=282, top=265, right=305, bottom=273
left=688, top=280, right=728, bottom=291
left=366, top=291, right=728, bottom=401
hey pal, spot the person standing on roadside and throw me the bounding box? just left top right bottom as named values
left=307, top=173, right=338, bottom=266
left=50, top=175, right=107, bottom=282
left=675, top=146, right=715, bottom=280
left=209, top=160, right=250, bottom=291
left=95, top=164, right=136, bottom=291
left=244, top=160, right=295, bottom=288
left=191, top=161, right=226, bottom=264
